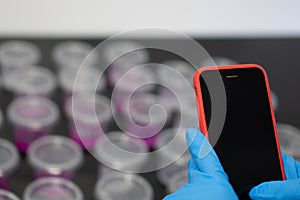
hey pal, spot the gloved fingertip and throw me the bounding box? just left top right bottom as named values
left=186, top=128, right=199, bottom=146
left=249, top=186, right=260, bottom=199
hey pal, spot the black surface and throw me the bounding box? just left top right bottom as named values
left=0, top=38, right=299, bottom=200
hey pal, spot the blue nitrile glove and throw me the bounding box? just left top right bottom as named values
left=249, top=152, right=300, bottom=200
left=163, top=128, right=238, bottom=200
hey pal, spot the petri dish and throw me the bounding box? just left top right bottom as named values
left=93, top=131, right=148, bottom=173
left=155, top=128, right=189, bottom=164
left=199, top=56, right=238, bottom=67
left=166, top=169, right=188, bottom=193
left=65, top=94, right=112, bottom=149
left=124, top=93, right=168, bottom=147
left=0, top=189, right=20, bottom=200
left=52, top=41, right=99, bottom=72
left=94, top=173, right=153, bottom=200
left=277, top=123, right=300, bottom=159
left=103, top=40, right=149, bottom=67
left=0, top=138, right=20, bottom=189
left=7, top=96, right=59, bottom=153
left=5, top=66, right=57, bottom=97
left=59, top=66, right=106, bottom=96
left=0, top=40, right=41, bottom=72
left=27, top=135, right=83, bottom=179
left=158, top=60, right=195, bottom=88
left=23, top=177, right=83, bottom=200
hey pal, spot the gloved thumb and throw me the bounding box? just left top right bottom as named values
left=186, top=128, right=228, bottom=181
left=249, top=179, right=300, bottom=200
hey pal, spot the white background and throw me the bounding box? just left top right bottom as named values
left=0, top=0, right=300, bottom=38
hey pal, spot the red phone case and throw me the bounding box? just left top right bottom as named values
left=193, top=64, right=286, bottom=180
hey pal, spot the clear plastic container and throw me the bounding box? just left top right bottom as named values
left=28, top=135, right=83, bottom=180
left=58, top=66, right=107, bottom=102
left=52, top=41, right=99, bottom=72
left=155, top=128, right=189, bottom=185
left=199, top=56, right=237, bottom=67
left=166, top=169, right=188, bottom=193
left=0, top=138, right=20, bottom=189
left=0, top=40, right=41, bottom=74
left=122, top=93, right=168, bottom=147
left=94, top=173, right=153, bottom=200
left=0, top=189, right=20, bottom=200
left=65, top=94, right=112, bottom=149
left=110, top=65, right=156, bottom=114
left=4, top=66, right=56, bottom=97
left=93, top=131, right=148, bottom=174
left=277, top=123, right=300, bottom=160
left=103, top=40, right=149, bottom=68
left=23, top=177, right=83, bottom=200
left=7, top=96, right=59, bottom=153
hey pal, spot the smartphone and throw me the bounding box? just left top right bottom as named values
left=193, top=64, right=285, bottom=199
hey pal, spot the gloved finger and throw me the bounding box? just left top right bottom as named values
left=281, top=152, right=300, bottom=179
left=186, top=128, right=228, bottom=180
left=249, top=179, right=300, bottom=200
left=188, top=158, right=202, bottom=183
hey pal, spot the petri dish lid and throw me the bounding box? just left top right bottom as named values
left=52, top=41, right=99, bottom=70
left=0, top=189, right=20, bottom=200
left=59, top=66, right=106, bottom=93
left=103, top=41, right=149, bottom=66
left=28, top=136, right=83, bottom=172
left=0, top=40, right=41, bottom=67
left=158, top=60, right=195, bottom=87
left=277, top=123, right=300, bottom=156
left=0, top=138, right=20, bottom=175
left=65, top=94, right=112, bottom=125
left=155, top=128, right=189, bottom=162
left=23, top=177, right=83, bottom=200
left=6, top=66, right=56, bottom=96
left=166, top=169, right=188, bottom=193
left=8, top=96, right=59, bottom=129
left=128, top=93, right=167, bottom=125
left=110, top=65, right=156, bottom=92
left=93, top=131, right=148, bottom=171
left=94, top=173, right=153, bottom=200
left=199, top=56, right=238, bottom=67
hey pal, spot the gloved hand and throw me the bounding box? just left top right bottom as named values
left=249, top=152, right=300, bottom=200
left=163, top=128, right=238, bottom=200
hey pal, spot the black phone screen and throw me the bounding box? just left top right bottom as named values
left=199, top=67, right=283, bottom=199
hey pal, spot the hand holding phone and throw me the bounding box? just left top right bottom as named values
left=193, top=64, right=285, bottom=199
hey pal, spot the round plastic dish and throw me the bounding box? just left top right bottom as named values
left=122, top=93, right=169, bottom=147
left=0, top=138, right=20, bottom=189
left=103, top=40, right=149, bottom=67
left=0, top=189, right=20, bottom=200
left=199, top=56, right=237, bottom=67
left=0, top=40, right=41, bottom=73
left=166, top=169, right=188, bottom=194
left=155, top=128, right=189, bottom=185
left=94, top=173, right=153, bottom=200
left=58, top=66, right=106, bottom=101
left=7, top=96, right=59, bottom=153
left=27, top=135, right=83, bottom=179
left=5, top=66, right=57, bottom=97
left=52, top=41, right=99, bottom=72
left=277, top=123, right=300, bottom=160
left=65, top=94, right=112, bottom=149
left=158, top=60, right=195, bottom=87
left=93, top=131, right=148, bottom=174
left=23, top=177, right=83, bottom=200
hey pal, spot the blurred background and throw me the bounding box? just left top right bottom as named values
left=0, top=0, right=300, bottom=200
